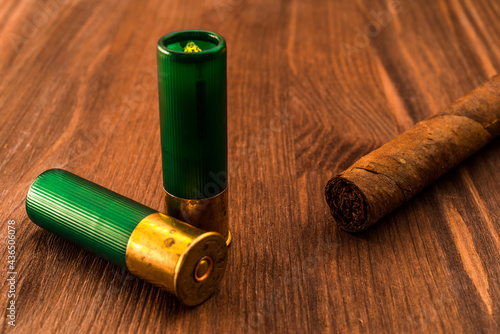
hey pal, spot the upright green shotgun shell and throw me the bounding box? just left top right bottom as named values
left=157, top=30, right=231, bottom=245
left=26, top=169, right=228, bottom=306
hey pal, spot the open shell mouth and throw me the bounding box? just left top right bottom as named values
left=157, top=30, right=226, bottom=60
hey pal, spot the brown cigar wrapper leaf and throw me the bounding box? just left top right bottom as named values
left=325, top=75, right=500, bottom=232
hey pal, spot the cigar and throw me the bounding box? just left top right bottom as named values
left=325, top=75, right=500, bottom=232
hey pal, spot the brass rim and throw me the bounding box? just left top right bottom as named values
left=126, top=213, right=228, bottom=306
left=164, top=189, right=232, bottom=246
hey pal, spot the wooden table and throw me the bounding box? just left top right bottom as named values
left=1, top=0, right=499, bottom=332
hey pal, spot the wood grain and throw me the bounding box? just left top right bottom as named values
left=1, top=0, right=499, bottom=332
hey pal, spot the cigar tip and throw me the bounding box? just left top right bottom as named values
left=325, top=177, right=369, bottom=232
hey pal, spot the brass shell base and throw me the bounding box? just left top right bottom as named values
left=164, top=188, right=231, bottom=246
left=125, top=213, right=228, bottom=306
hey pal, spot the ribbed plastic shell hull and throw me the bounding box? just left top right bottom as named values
left=25, top=169, right=156, bottom=267
left=157, top=33, right=227, bottom=199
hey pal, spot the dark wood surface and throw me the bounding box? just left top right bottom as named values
left=1, top=0, right=500, bottom=332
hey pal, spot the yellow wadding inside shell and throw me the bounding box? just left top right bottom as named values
left=184, top=41, right=202, bottom=53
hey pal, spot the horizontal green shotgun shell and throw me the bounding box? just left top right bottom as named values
left=26, top=169, right=228, bottom=306
left=157, top=30, right=228, bottom=200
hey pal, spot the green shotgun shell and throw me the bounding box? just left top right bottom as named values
left=26, top=169, right=228, bottom=306
left=157, top=30, right=231, bottom=244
